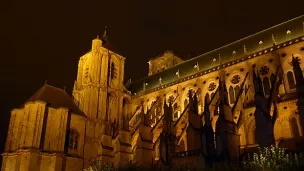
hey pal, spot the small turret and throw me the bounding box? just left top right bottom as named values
left=292, top=55, right=304, bottom=90
left=92, top=35, right=102, bottom=51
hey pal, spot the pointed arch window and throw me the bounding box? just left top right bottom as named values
left=69, top=129, right=79, bottom=150
left=287, top=71, right=296, bottom=90
left=205, top=93, right=210, bottom=104
left=263, top=77, right=271, bottom=96
left=234, top=85, right=240, bottom=98
left=270, top=73, right=276, bottom=88
left=290, top=117, right=300, bottom=137
left=229, top=86, right=235, bottom=104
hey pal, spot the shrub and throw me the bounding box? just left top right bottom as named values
left=84, top=146, right=304, bottom=171
left=83, top=160, right=116, bottom=171
left=244, top=145, right=304, bottom=171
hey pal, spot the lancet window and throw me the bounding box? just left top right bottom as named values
left=229, top=74, right=243, bottom=105
left=229, top=86, right=235, bottom=104
left=287, top=71, right=296, bottom=90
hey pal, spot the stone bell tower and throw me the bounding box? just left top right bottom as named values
left=73, top=30, right=125, bottom=121
left=72, top=28, right=126, bottom=166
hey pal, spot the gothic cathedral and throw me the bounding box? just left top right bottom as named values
left=2, top=15, right=304, bottom=171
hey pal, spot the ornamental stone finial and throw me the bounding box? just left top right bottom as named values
left=244, top=45, right=247, bottom=53
left=272, top=34, right=276, bottom=45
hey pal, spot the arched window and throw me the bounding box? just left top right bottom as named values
left=69, top=129, right=79, bottom=150
left=234, top=85, right=240, bottom=98
left=229, top=86, right=235, bottom=104
left=263, top=77, right=271, bottom=96
left=287, top=71, right=296, bottom=90
left=270, top=73, right=276, bottom=88
left=290, top=117, right=300, bottom=137
left=205, top=93, right=210, bottom=103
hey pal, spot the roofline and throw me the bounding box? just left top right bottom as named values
left=129, top=15, right=304, bottom=84
left=131, top=35, right=304, bottom=97
left=189, top=15, right=304, bottom=62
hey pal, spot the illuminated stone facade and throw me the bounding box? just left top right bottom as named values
left=2, top=15, right=304, bottom=170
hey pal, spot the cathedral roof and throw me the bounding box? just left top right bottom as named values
left=25, top=84, right=86, bottom=117
left=128, top=15, right=304, bottom=96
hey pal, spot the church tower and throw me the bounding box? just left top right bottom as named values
left=72, top=28, right=126, bottom=166
left=73, top=29, right=125, bottom=122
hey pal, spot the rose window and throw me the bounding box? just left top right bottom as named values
left=208, top=82, right=216, bottom=91
left=259, top=65, right=270, bottom=75
left=231, top=75, right=241, bottom=84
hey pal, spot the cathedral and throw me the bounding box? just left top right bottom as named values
left=2, top=15, right=304, bottom=171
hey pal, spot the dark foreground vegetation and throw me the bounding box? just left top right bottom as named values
left=84, top=146, right=304, bottom=171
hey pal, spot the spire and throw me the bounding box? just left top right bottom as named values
left=272, top=34, right=276, bottom=45
left=92, top=33, right=102, bottom=50
left=164, top=98, right=167, bottom=108
left=45, top=80, right=48, bottom=85
left=292, top=54, right=304, bottom=89
left=101, top=26, right=116, bottom=52
left=252, top=65, right=264, bottom=96
left=102, top=26, right=108, bottom=45
left=286, top=30, right=291, bottom=41
left=243, top=45, right=247, bottom=54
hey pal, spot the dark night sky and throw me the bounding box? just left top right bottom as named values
left=0, top=0, right=304, bottom=162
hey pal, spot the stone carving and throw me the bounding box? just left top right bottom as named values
left=259, top=65, right=270, bottom=75
left=208, top=82, right=216, bottom=91
left=231, top=74, right=241, bottom=84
